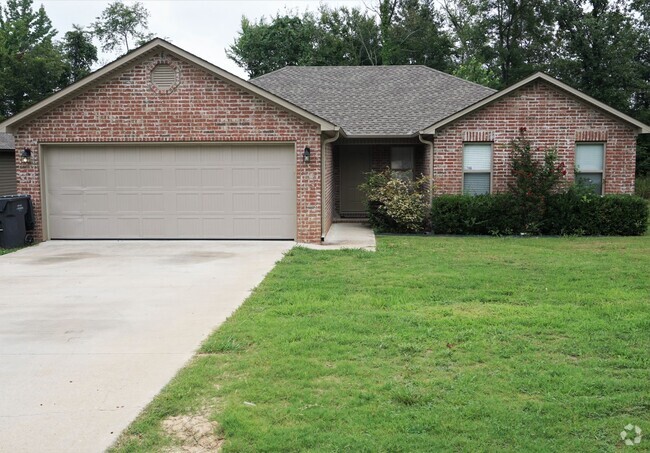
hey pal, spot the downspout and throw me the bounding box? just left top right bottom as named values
left=321, top=128, right=340, bottom=241
left=418, top=131, right=434, bottom=203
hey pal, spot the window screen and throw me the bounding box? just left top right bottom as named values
left=463, top=144, right=492, bottom=171
left=575, top=143, right=604, bottom=194
left=463, top=143, right=492, bottom=195
left=575, top=144, right=604, bottom=172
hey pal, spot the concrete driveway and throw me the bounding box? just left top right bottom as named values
left=0, top=240, right=292, bottom=453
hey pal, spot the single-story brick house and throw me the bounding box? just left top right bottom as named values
left=0, top=39, right=648, bottom=244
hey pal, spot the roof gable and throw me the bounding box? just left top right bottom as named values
left=0, top=39, right=338, bottom=134
left=421, top=72, right=650, bottom=134
left=251, top=66, right=495, bottom=137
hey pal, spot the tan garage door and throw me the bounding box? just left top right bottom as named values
left=43, top=144, right=296, bottom=239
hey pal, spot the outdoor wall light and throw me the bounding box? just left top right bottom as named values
left=303, top=146, right=311, bottom=163
left=21, top=148, right=31, bottom=164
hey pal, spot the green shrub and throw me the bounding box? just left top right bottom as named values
left=636, top=176, right=650, bottom=200
left=431, top=194, right=519, bottom=235
left=431, top=192, right=648, bottom=236
left=360, top=169, right=429, bottom=233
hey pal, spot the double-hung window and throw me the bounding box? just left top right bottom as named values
left=575, top=143, right=604, bottom=195
left=463, top=143, right=492, bottom=195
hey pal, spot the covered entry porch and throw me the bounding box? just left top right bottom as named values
left=329, top=138, right=431, bottom=220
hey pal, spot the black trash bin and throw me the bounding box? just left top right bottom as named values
left=0, top=195, right=33, bottom=248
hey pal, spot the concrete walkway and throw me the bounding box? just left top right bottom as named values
left=301, top=223, right=376, bottom=251
left=0, top=240, right=292, bottom=453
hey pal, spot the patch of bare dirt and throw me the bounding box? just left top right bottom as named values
left=162, top=411, right=224, bottom=453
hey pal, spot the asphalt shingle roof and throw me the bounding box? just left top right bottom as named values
left=250, top=65, right=496, bottom=137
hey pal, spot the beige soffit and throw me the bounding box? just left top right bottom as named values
left=0, top=38, right=339, bottom=134
left=420, top=72, right=650, bottom=135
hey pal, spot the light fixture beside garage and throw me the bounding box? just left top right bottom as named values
left=303, top=147, right=311, bottom=163
left=21, top=148, right=31, bottom=164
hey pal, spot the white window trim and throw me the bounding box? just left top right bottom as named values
left=575, top=142, right=606, bottom=195
left=462, top=142, right=493, bottom=195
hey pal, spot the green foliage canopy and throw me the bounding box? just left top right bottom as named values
left=0, top=0, right=65, bottom=119
left=91, top=1, right=153, bottom=55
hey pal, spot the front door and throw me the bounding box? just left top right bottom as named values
left=340, top=147, right=371, bottom=215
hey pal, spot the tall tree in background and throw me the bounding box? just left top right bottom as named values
left=228, top=7, right=382, bottom=78
left=0, top=0, right=66, bottom=119
left=553, top=0, right=642, bottom=112
left=314, top=7, right=381, bottom=66
left=442, top=0, right=498, bottom=87
left=386, top=0, right=454, bottom=68
left=369, top=0, right=453, bottom=68
left=227, top=14, right=320, bottom=78
left=228, top=2, right=453, bottom=78
left=92, top=1, right=153, bottom=56
left=60, top=24, right=97, bottom=84
left=484, top=0, right=557, bottom=87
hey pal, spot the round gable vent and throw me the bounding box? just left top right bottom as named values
left=150, top=63, right=179, bottom=92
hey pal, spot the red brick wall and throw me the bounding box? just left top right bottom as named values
left=433, top=81, right=637, bottom=195
left=12, top=51, right=323, bottom=243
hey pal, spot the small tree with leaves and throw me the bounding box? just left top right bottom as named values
left=92, top=1, right=154, bottom=56
left=509, top=128, right=567, bottom=233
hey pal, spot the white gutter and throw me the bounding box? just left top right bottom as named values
left=321, top=128, right=341, bottom=241
left=418, top=132, right=434, bottom=202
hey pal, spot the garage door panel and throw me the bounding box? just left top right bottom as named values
left=232, top=168, right=257, bottom=186
left=201, top=193, right=228, bottom=213
left=200, top=168, right=227, bottom=187
left=232, top=193, right=258, bottom=213
left=49, top=217, right=82, bottom=238
left=84, top=217, right=112, bottom=236
left=141, top=193, right=165, bottom=212
left=83, top=193, right=110, bottom=213
left=260, top=217, right=293, bottom=238
left=49, top=169, right=83, bottom=188
left=141, top=217, right=167, bottom=237
left=84, top=149, right=108, bottom=163
left=140, top=169, right=164, bottom=188
left=259, top=192, right=293, bottom=213
left=82, top=169, right=109, bottom=188
left=115, top=193, right=140, bottom=212
left=176, top=193, right=201, bottom=212
left=49, top=192, right=83, bottom=214
left=175, top=148, right=201, bottom=164
left=201, top=148, right=231, bottom=164
left=116, top=217, right=140, bottom=236
left=115, top=169, right=139, bottom=188
left=45, top=144, right=296, bottom=239
left=232, top=218, right=259, bottom=237
left=175, top=168, right=201, bottom=188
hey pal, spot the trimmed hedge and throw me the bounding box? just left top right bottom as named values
left=431, top=193, right=648, bottom=236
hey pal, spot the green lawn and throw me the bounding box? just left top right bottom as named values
left=113, top=236, right=650, bottom=452
left=0, top=247, right=20, bottom=255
